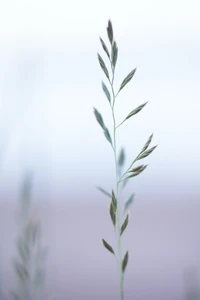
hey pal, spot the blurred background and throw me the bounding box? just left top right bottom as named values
left=0, top=0, right=200, bottom=299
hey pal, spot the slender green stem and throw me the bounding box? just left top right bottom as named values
left=116, top=89, right=120, bottom=98
left=109, top=66, right=124, bottom=300
left=119, top=153, right=140, bottom=182
left=116, top=119, right=126, bottom=129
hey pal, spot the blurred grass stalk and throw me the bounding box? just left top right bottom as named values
left=184, top=268, right=200, bottom=300
left=12, top=172, right=47, bottom=300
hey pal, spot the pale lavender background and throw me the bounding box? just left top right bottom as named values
left=0, top=0, right=200, bottom=299
left=1, top=201, right=200, bottom=300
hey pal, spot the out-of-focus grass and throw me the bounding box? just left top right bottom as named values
left=12, top=172, right=47, bottom=300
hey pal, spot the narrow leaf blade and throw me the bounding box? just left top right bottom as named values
left=98, top=53, right=109, bottom=79
left=111, top=41, right=118, bottom=68
left=118, top=148, right=125, bottom=167
left=124, top=194, right=135, bottom=212
left=96, top=187, right=111, bottom=198
left=141, top=133, right=153, bottom=153
left=126, top=102, right=148, bottom=120
left=104, top=127, right=113, bottom=146
left=119, top=68, right=137, bottom=91
left=102, top=81, right=111, bottom=103
left=14, top=261, right=29, bottom=281
left=102, top=239, right=115, bottom=255
left=127, top=165, right=148, bottom=178
left=128, top=165, right=145, bottom=173
left=107, top=20, right=113, bottom=44
left=99, top=37, right=110, bottom=59
left=93, top=108, right=112, bottom=146
left=112, top=190, right=117, bottom=208
left=122, top=251, right=129, bottom=273
left=93, top=108, right=105, bottom=130
left=122, top=177, right=129, bottom=189
left=120, top=214, right=129, bottom=236
left=137, top=146, right=158, bottom=160
left=109, top=202, right=116, bottom=226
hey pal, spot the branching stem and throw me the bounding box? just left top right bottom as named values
left=119, top=153, right=141, bottom=181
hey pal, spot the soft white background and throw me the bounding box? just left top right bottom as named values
left=0, top=0, right=199, bottom=204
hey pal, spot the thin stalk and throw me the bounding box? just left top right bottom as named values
left=116, top=119, right=126, bottom=129
left=110, top=67, right=124, bottom=300
left=119, top=153, right=140, bottom=182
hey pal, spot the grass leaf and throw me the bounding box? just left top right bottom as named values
left=120, top=214, right=129, bottom=236
left=102, top=239, right=115, bottom=255
left=127, top=165, right=148, bottom=178
left=107, top=20, right=113, bottom=44
left=128, top=164, right=145, bottom=173
left=112, top=190, right=117, bottom=208
left=111, top=41, right=118, bottom=68
left=100, top=37, right=110, bottom=59
left=122, top=251, right=129, bottom=272
left=109, top=202, right=116, bottom=226
left=98, top=53, right=110, bottom=79
left=14, top=261, right=29, bottom=281
left=104, top=128, right=113, bottom=146
left=118, top=148, right=125, bottom=168
left=122, top=177, right=129, bottom=189
left=94, top=108, right=112, bottom=146
left=141, top=133, right=153, bottom=153
left=137, top=146, right=158, bottom=160
left=124, top=194, right=135, bottom=212
left=126, top=102, right=148, bottom=120
left=119, top=68, right=136, bottom=91
left=96, top=187, right=111, bottom=198
left=93, top=108, right=105, bottom=130
left=102, top=81, right=111, bottom=103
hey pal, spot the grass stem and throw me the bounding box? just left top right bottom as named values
left=110, top=66, right=124, bottom=300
